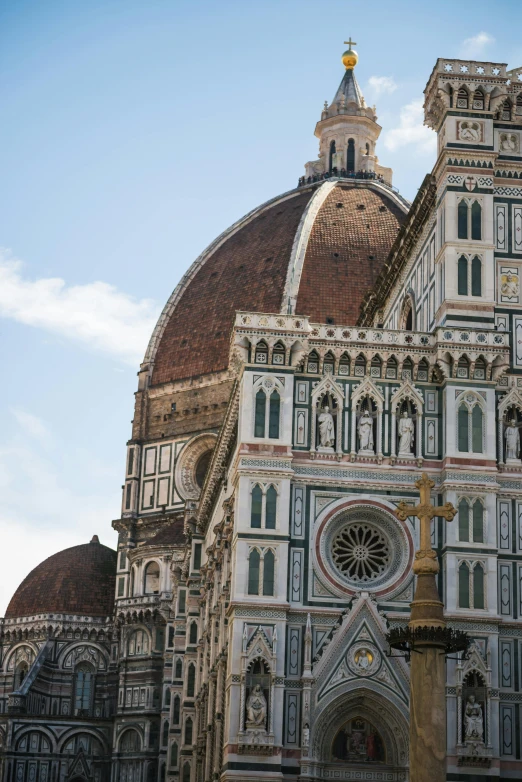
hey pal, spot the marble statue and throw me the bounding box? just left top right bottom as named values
left=355, top=649, right=371, bottom=670
left=246, top=684, right=267, bottom=728
left=398, top=411, right=415, bottom=455
left=358, top=410, right=374, bottom=453
left=318, top=406, right=335, bottom=448
left=464, top=696, right=484, bottom=742
left=459, top=121, right=481, bottom=142
left=501, top=272, right=519, bottom=299
left=505, top=419, right=520, bottom=461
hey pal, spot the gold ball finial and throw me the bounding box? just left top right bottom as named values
left=342, top=37, right=358, bottom=70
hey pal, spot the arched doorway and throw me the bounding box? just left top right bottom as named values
left=310, top=688, right=409, bottom=780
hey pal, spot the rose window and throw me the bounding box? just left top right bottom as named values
left=332, top=523, right=391, bottom=584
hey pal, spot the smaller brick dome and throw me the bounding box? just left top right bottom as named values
left=5, top=537, right=117, bottom=619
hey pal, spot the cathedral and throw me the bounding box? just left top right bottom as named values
left=2, top=42, right=522, bottom=782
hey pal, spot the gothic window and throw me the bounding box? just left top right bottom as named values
left=255, top=341, right=268, bottom=364
left=457, top=88, right=469, bottom=109
left=354, top=354, right=366, bottom=377
left=269, top=391, right=280, bottom=438
left=173, top=695, right=180, bottom=724
left=187, top=664, right=196, bottom=698
left=385, top=356, right=398, bottom=379
left=458, top=255, right=468, bottom=294
left=14, top=662, right=29, bottom=690
left=251, top=485, right=263, bottom=528
left=471, top=201, right=482, bottom=240
left=347, top=138, right=355, bottom=172
left=170, top=742, right=178, bottom=767
left=458, top=200, right=482, bottom=241
left=272, top=342, right=286, bottom=365
left=501, top=100, right=512, bottom=121
left=417, top=358, right=429, bottom=381
left=473, top=357, right=486, bottom=380
left=162, top=721, right=169, bottom=747
left=471, top=256, right=482, bottom=296
left=183, top=762, right=191, bottom=782
left=144, top=561, right=160, bottom=594
left=370, top=356, right=382, bottom=378
left=189, top=621, right=198, bottom=645
left=457, top=356, right=470, bottom=379
left=130, top=567, right=136, bottom=596
left=118, top=577, right=125, bottom=597
left=307, top=350, right=319, bottom=373
left=329, top=140, right=336, bottom=171
left=339, top=353, right=350, bottom=376
left=323, top=351, right=335, bottom=373
left=175, top=658, right=183, bottom=679
left=255, top=390, right=266, bottom=437
left=458, top=499, right=485, bottom=543
left=247, top=548, right=276, bottom=596
left=250, top=484, right=277, bottom=529
left=119, top=550, right=126, bottom=569
left=165, top=688, right=171, bottom=707
left=192, top=542, right=202, bottom=571
left=473, top=89, right=485, bottom=110
left=74, top=663, right=94, bottom=715
left=517, top=93, right=522, bottom=116
left=128, top=629, right=150, bottom=656
left=457, top=397, right=484, bottom=453
left=178, top=589, right=186, bottom=614
left=120, top=729, right=141, bottom=753
left=458, top=561, right=486, bottom=609
left=184, top=717, right=193, bottom=745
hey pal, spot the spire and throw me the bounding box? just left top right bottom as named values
left=331, top=68, right=365, bottom=111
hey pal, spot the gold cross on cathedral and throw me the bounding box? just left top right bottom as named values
left=396, top=473, right=456, bottom=575
left=344, top=37, right=357, bottom=48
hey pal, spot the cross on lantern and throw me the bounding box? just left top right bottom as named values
left=344, top=37, right=357, bottom=48
left=396, top=473, right=456, bottom=572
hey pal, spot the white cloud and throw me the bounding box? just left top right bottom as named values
left=0, top=250, right=161, bottom=365
left=367, top=76, right=397, bottom=96
left=11, top=409, right=51, bottom=441
left=460, top=32, right=495, bottom=60
left=383, top=100, right=437, bottom=156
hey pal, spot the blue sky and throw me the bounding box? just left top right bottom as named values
left=0, top=0, right=519, bottom=613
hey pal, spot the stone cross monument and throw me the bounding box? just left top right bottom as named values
left=395, top=474, right=457, bottom=782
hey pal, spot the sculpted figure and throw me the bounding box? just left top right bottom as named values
left=501, top=273, right=519, bottom=298
left=246, top=684, right=267, bottom=729
left=318, top=405, right=335, bottom=448
left=358, top=410, right=374, bottom=452
left=464, top=695, right=484, bottom=742
left=500, top=133, right=518, bottom=152
left=459, top=121, right=481, bottom=142
left=505, top=418, right=521, bottom=461
left=356, top=649, right=371, bottom=670
left=398, top=410, right=415, bottom=455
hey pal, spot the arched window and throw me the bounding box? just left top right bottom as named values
left=266, top=486, right=277, bottom=530
left=269, top=391, right=280, bottom=439
left=459, top=562, right=470, bottom=608
left=14, top=662, right=29, bottom=691
left=472, top=405, right=483, bottom=453
left=329, top=140, right=336, bottom=171
left=74, top=663, right=94, bottom=715
left=458, top=397, right=484, bottom=454
left=458, top=499, right=470, bottom=542
left=473, top=501, right=484, bottom=543
left=173, top=695, right=180, bottom=724
left=517, top=93, right=522, bottom=115
left=458, top=404, right=469, bottom=452
left=370, top=356, right=382, bottom=377
left=347, top=138, right=355, bottom=172
left=262, top=550, right=275, bottom=596
left=365, top=142, right=370, bottom=156
left=354, top=354, right=366, bottom=376
left=471, top=256, right=482, bottom=296
left=473, top=564, right=485, bottom=609
left=458, top=255, right=468, bottom=295
left=248, top=549, right=261, bottom=595
left=405, top=308, right=413, bottom=331
left=339, top=353, right=350, bottom=376
left=175, top=658, right=183, bottom=679
left=170, top=742, right=178, bottom=767
left=457, top=88, right=469, bottom=109
left=162, top=721, right=169, bottom=747
left=130, top=567, right=136, bottom=596
left=255, top=341, right=268, bottom=364
left=165, top=687, right=171, bottom=707
left=386, top=356, right=398, bottom=380
left=255, top=389, right=266, bottom=437
left=473, top=90, right=484, bottom=110
left=457, top=356, right=470, bottom=379
left=120, top=729, right=141, bottom=753
left=471, top=201, right=482, bottom=240
left=128, top=629, right=150, bottom=656
left=458, top=200, right=469, bottom=239
left=189, top=622, right=198, bottom=645
left=251, top=485, right=263, bottom=528
left=184, top=718, right=193, bottom=746
left=144, top=561, right=160, bottom=594
left=323, top=352, right=335, bottom=373
left=16, top=731, right=51, bottom=753
left=307, top=351, right=319, bottom=373
left=187, top=664, right=196, bottom=698
left=272, top=342, right=286, bottom=365
left=501, top=100, right=512, bottom=121
left=183, top=762, right=191, bottom=782
left=474, top=357, right=487, bottom=380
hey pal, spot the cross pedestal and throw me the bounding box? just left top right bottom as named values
left=395, top=473, right=457, bottom=782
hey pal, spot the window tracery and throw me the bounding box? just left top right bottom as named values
left=253, top=377, right=283, bottom=440
left=458, top=560, right=486, bottom=609
left=247, top=548, right=276, bottom=596
left=457, top=498, right=485, bottom=543
left=250, top=484, right=278, bottom=529
left=457, top=393, right=485, bottom=453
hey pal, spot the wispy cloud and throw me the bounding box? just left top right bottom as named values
left=383, top=100, right=436, bottom=156
left=367, top=76, right=397, bottom=97
left=11, top=409, right=51, bottom=441
left=460, top=32, right=495, bottom=60
left=0, top=250, right=160, bottom=365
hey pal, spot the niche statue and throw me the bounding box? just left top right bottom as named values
left=505, top=418, right=521, bottom=462
left=464, top=696, right=484, bottom=742
left=358, top=410, right=374, bottom=453
left=246, top=684, right=267, bottom=729
left=318, top=405, right=335, bottom=448
left=398, top=410, right=415, bottom=455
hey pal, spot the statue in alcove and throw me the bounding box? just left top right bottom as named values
left=464, top=696, right=484, bottom=742
left=505, top=415, right=521, bottom=462
left=358, top=410, right=374, bottom=453
left=246, top=684, right=267, bottom=729
left=318, top=405, right=335, bottom=448
left=398, top=410, right=415, bottom=455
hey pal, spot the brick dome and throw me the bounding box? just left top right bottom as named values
left=5, top=536, right=117, bottom=619
left=145, top=180, right=408, bottom=386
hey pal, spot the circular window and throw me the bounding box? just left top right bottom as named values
left=195, top=451, right=212, bottom=489
left=316, top=504, right=411, bottom=594
left=332, top=523, right=390, bottom=584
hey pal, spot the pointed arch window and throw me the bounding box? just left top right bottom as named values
left=329, top=140, right=336, bottom=172
left=501, top=100, right=512, bottom=121
left=347, top=138, right=355, bottom=172
left=473, top=90, right=484, bottom=110
left=471, top=256, right=482, bottom=296
left=307, top=351, right=319, bottom=373
left=458, top=201, right=469, bottom=239
left=173, top=695, right=180, bottom=724
left=175, top=658, right=183, bottom=679
left=248, top=548, right=276, bottom=597
left=162, top=721, right=169, bottom=747
left=189, top=621, right=198, bottom=645
left=339, top=353, right=350, bottom=376
left=186, top=663, right=196, bottom=698
left=458, top=397, right=484, bottom=454
left=471, top=201, right=482, bottom=240
left=272, top=342, right=286, bottom=365
left=170, top=742, right=178, bottom=768
left=517, top=93, right=522, bottom=116
left=251, top=485, right=263, bottom=528
left=459, top=561, right=486, bottom=608
left=458, top=499, right=470, bottom=542
left=255, top=390, right=266, bottom=437
left=458, top=499, right=485, bottom=543
left=254, top=384, right=281, bottom=439
left=458, top=200, right=482, bottom=242
left=266, top=486, right=277, bottom=530
left=254, top=341, right=268, bottom=364
left=458, top=255, right=468, bottom=295
left=459, top=562, right=470, bottom=608
left=74, top=663, right=94, bottom=715
left=457, top=88, right=469, bottom=109
left=183, top=762, right=191, bottom=782
left=184, top=718, right=193, bottom=746
left=250, top=484, right=277, bottom=529
left=269, top=391, right=280, bottom=438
